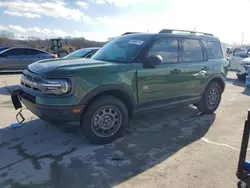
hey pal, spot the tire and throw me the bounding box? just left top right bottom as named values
left=197, top=82, right=222, bottom=114
left=80, top=95, right=129, bottom=145
left=238, top=181, right=248, bottom=188
left=237, top=74, right=247, bottom=81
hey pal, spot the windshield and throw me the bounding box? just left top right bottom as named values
left=65, top=49, right=92, bottom=58
left=91, top=37, right=149, bottom=63
left=234, top=48, right=247, bottom=55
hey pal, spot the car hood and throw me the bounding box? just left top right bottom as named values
left=28, top=58, right=131, bottom=76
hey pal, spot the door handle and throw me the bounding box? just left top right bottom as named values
left=170, top=69, right=181, bottom=74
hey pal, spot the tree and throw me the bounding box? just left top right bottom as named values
left=0, top=30, right=15, bottom=39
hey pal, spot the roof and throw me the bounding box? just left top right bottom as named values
left=1, top=47, right=53, bottom=54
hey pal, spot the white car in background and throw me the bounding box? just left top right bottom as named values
left=237, top=57, right=250, bottom=81
left=229, top=48, right=250, bottom=80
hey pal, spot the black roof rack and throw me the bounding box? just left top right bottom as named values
left=159, top=29, right=214, bottom=36
left=122, top=32, right=141, bottom=35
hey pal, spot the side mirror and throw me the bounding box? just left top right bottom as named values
left=240, top=54, right=249, bottom=59
left=144, top=55, right=163, bottom=68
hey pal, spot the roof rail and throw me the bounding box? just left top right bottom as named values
left=122, top=32, right=141, bottom=35
left=159, top=29, right=214, bottom=36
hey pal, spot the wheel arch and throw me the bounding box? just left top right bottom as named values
left=80, top=84, right=137, bottom=118
left=202, top=75, right=226, bottom=94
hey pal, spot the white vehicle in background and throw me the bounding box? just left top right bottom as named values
left=237, top=57, right=250, bottom=81
left=229, top=47, right=250, bottom=80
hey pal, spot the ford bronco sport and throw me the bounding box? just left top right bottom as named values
left=11, top=29, right=229, bottom=145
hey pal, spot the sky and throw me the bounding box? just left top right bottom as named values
left=0, top=0, right=250, bottom=44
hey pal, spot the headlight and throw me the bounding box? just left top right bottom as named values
left=41, top=79, right=72, bottom=95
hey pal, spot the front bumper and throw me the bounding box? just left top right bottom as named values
left=11, top=88, right=84, bottom=124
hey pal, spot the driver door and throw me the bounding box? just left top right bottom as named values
left=137, top=37, right=186, bottom=105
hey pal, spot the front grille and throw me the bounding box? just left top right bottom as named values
left=21, top=70, right=44, bottom=92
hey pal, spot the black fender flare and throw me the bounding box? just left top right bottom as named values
left=201, top=74, right=226, bottom=94
left=79, top=84, right=137, bottom=109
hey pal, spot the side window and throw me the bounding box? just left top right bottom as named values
left=201, top=40, right=216, bottom=59
left=26, top=49, right=45, bottom=55
left=4, top=49, right=26, bottom=56
left=148, top=38, right=178, bottom=63
left=207, top=41, right=224, bottom=58
left=181, top=39, right=204, bottom=62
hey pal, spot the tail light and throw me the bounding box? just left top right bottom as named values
left=51, top=54, right=58, bottom=58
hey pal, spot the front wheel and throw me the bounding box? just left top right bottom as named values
left=80, top=95, right=129, bottom=145
left=197, top=82, right=222, bottom=114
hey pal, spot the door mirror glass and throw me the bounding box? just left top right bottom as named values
left=145, top=55, right=163, bottom=67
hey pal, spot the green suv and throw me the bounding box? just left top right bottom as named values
left=11, top=29, right=229, bottom=145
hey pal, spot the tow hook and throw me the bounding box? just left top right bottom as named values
left=16, top=108, right=25, bottom=124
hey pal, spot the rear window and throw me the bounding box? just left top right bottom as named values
left=181, top=39, right=204, bottom=62
left=202, top=40, right=224, bottom=59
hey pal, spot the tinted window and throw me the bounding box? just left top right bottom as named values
left=3, top=48, right=26, bottom=56
left=201, top=40, right=216, bottom=59
left=148, top=38, right=178, bottom=63
left=181, top=39, right=203, bottom=62
left=26, top=49, right=46, bottom=55
left=207, top=41, right=224, bottom=58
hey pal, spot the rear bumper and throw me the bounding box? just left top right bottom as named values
left=11, top=88, right=84, bottom=124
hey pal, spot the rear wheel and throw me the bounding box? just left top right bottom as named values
left=197, top=82, right=222, bottom=114
left=80, top=95, right=129, bottom=145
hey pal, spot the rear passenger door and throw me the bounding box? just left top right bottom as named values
left=19, top=49, right=35, bottom=68
left=25, top=49, right=46, bottom=63
left=179, top=38, right=213, bottom=98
